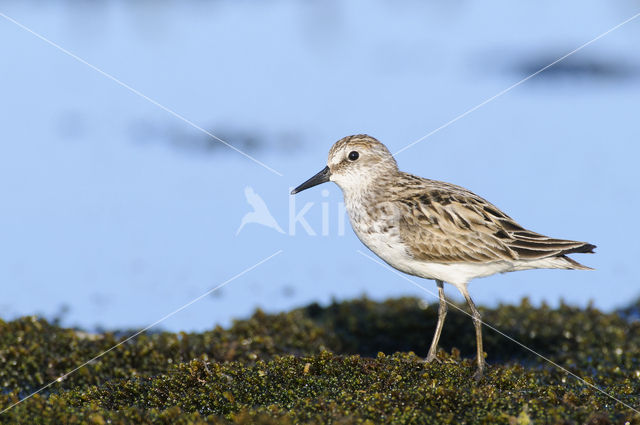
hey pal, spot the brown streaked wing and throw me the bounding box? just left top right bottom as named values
left=395, top=179, right=594, bottom=263
left=396, top=189, right=518, bottom=263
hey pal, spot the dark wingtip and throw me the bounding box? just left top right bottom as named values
left=558, top=242, right=596, bottom=256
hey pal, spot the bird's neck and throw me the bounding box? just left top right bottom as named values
left=339, top=174, right=395, bottom=216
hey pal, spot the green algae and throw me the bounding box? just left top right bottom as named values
left=1, top=297, right=639, bottom=424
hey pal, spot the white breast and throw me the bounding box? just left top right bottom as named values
left=345, top=196, right=426, bottom=279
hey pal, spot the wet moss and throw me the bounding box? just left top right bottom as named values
left=1, top=297, right=639, bottom=424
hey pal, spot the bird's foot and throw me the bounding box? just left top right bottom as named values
left=424, top=349, right=443, bottom=364
left=472, top=367, right=484, bottom=381
left=473, top=358, right=486, bottom=381
left=424, top=353, right=442, bottom=364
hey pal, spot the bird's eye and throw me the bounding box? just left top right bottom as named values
left=348, top=151, right=359, bottom=161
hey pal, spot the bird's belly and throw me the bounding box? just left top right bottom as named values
left=351, top=219, right=513, bottom=288
left=352, top=225, right=415, bottom=272
left=350, top=219, right=450, bottom=282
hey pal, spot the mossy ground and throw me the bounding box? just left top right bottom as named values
left=1, top=297, right=639, bottom=424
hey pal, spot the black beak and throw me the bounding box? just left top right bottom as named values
left=291, top=166, right=331, bottom=194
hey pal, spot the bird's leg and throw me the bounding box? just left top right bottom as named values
left=461, top=287, right=485, bottom=379
left=426, top=280, right=447, bottom=363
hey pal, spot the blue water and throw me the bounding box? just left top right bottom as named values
left=1, top=0, right=639, bottom=331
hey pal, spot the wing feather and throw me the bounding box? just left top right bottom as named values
left=394, top=177, right=595, bottom=264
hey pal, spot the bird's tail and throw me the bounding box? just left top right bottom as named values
left=511, top=241, right=596, bottom=271
left=557, top=242, right=596, bottom=270
left=558, top=254, right=594, bottom=270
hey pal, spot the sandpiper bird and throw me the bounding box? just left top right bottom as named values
left=291, top=134, right=595, bottom=378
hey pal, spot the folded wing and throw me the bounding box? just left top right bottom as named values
left=395, top=182, right=595, bottom=265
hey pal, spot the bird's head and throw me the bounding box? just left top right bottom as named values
left=291, top=134, right=398, bottom=195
